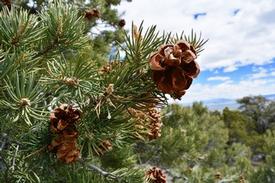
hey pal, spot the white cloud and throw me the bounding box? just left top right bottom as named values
left=118, top=0, right=275, bottom=71
left=250, top=67, right=269, bottom=79
left=207, top=76, right=231, bottom=81
left=175, top=77, right=275, bottom=103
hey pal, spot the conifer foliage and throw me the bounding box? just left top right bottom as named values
left=0, top=1, right=206, bottom=182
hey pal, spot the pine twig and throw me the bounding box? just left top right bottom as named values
left=23, top=145, right=47, bottom=160
left=11, top=145, right=19, bottom=172
left=79, top=159, right=119, bottom=180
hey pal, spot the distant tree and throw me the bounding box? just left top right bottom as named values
left=237, top=96, right=275, bottom=133
left=222, top=107, right=255, bottom=144
left=250, top=130, right=275, bottom=183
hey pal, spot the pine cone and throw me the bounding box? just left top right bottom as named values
left=146, top=167, right=166, bottom=183
left=50, top=104, right=81, bottom=133
left=149, top=41, right=199, bottom=99
left=48, top=104, right=81, bottom=163
left=85, top=8, right=100, bottom=20
left=118, top=19, right=126, bottom=27
left=148, top=108, right=162, bottom=140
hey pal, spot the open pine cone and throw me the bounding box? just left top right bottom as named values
left=149, top=41, right=200, bottom=99
left=50, top=104, right=81, bottom=133
left=146, top=167, right=166, bottom=183
left=48, top=104, right=81, bottom=163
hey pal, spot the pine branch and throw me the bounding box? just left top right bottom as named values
left=23, top=145, right=47, bottom=160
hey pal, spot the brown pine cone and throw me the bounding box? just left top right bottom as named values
left=118, top=19, right=126, bottom=27
left=50, top=104, right=81, bottom=133
left=85, top=8, right=100, bottom=20
left=148, top=108, right=162, bottom=140
left=146, top=167, right=166, bottom=183
left=149, top=41, right=200, bottom=99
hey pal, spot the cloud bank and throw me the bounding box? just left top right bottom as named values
left=118, top=0, right=275, bottom=71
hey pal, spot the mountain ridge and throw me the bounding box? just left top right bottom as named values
left=184, top=94, right=275, bottom=111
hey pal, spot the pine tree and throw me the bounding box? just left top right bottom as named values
left=0, top=1, right=206, bottom=182
left=4, top=0, right=130, bottom=65
left=136, top=103, right=253, bottom=183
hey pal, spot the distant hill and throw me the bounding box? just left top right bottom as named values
left=203, top=98, right=240, bottom=111
left=264, top=94, right=275, bottom=100
left=184, top=94, right=275, bottom=111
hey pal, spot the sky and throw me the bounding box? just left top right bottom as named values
left=117, top=0, right=275, bottom=104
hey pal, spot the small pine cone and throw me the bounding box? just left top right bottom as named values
left=97, top=140, right=113, bottom=155
left=85, top=8, right=100, bottom=20
left=149, top=40, right=199, bottom=99
left=146, top=167, right=166, bottom=183
left=50, top=104, right=81, bottom=133
left=148, top=108, right=162, bottom=140
left=118, top=19, right=126, bottom=27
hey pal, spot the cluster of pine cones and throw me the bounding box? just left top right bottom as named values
left=48, top=104, right=81, bottom=163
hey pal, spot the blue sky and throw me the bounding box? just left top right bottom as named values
left=118, top=0, right=275, bottom=103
